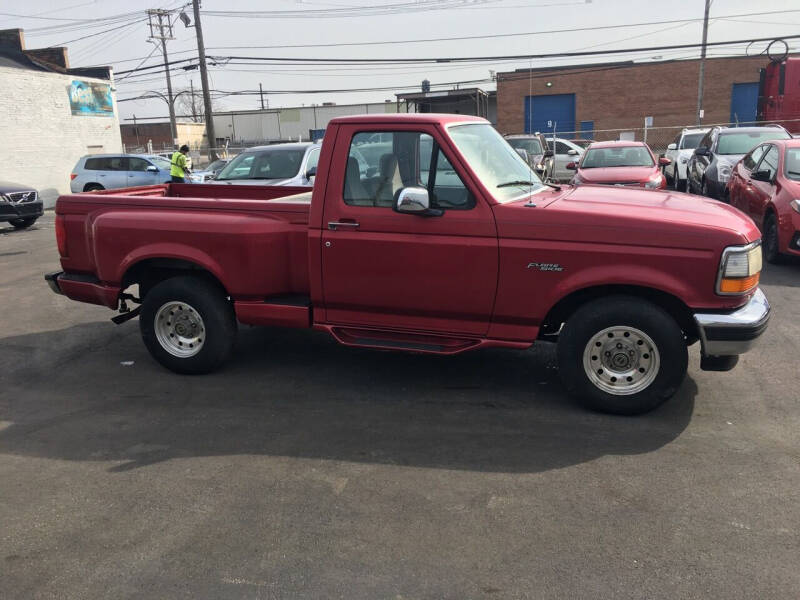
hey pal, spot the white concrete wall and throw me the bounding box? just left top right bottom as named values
left=212, top=102, right=405, bottom=145
left=0, top=66, right=122, bottom=208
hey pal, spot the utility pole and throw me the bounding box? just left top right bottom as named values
left=190, top=80, right=198, bottom=121
left=192, top=0, right=218, bottom=160
left=259, top=83, right=265, bottom=110
left=147, top=9, right=177, bottom=145
left=696, top=0, right=711, bottom=126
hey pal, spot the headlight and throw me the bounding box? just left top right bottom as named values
left=680, top=156, right=689, bottom=164
left=791, top=199, right=800, bottom=214
left=718, top=164, right=732, bottom=182
left=0, top=194, right=8, bottom=203
left=717, top=242, right=762, bottom=295
left=644, top=173, right=663, bottom=189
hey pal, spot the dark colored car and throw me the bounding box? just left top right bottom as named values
left=568, top=141, right=671, bottom=189
left=504, top=133, right=555, bottom=180
left=1, top=181, right=43, bottom=229
left=687, top=125, right=792, bottom=200
left=727, top=139, right=800, bottom=263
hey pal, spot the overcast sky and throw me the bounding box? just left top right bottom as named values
left=3, top=0, right=799, bottom=124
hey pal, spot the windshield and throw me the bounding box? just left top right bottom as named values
left=507, top=138, right=543, bottom=155
left=717, top=130, right=790, bottom=155
left=581, top=146, right=654, bottom=168
left=680, top=133, right=705, bottom=150
left=148, top=156, right=171, bottom=169
left=448, top=123, right=544, bottom=202
left=206, top=159, right=227, bottom=172
left=785, top=148, right=800, bottom=180
left=216, top=148, right=305, bottom=180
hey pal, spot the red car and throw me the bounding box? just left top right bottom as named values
left=568, top=141, right=671, bottom=189
left=727, top=138, right=800, bottom=263
left=45, top=114, right=769, bottom=415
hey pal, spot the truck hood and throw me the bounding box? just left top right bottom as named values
left=576, top=166, right=658, bottom=184
left=494, top=185, right=760, bottom=248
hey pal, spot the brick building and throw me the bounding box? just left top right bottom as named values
left=496, top=55, right=782, bottom=139
left=120, top=121, right=207, bottom=153
left=0, top=28, right=122, bottom=207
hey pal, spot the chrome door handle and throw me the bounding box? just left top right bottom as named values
left=328, top=221, right=360, bottom=230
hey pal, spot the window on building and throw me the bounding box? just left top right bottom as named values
left=343, top=130, right=474, bottom=210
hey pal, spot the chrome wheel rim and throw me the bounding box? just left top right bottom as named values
left=582, top=326, right=660, bottom=395
left=154, top=301, right=205, bottom=358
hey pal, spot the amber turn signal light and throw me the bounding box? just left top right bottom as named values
left=719, top=273, right=759, bottom=294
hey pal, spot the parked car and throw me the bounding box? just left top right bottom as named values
left=687, top=125, right=791, bottom=200
left=70, top=154, right=173, bottom=192
left=568, top=139, right=594, bottom=150
left=727, top=139, right=800, bottom=263
left=188, top=158, right=229, bottom=183
left=547, top=137, right=585, bottom=181
left=568, top=141, right=671, bottom=189
left=1, top=181, right=43, bottom=229
left=212, top=143, right=321, bottom=187
left=46, top=114, right=770, bottom=416
left=504, top=133, right=555, bottom=180
left=664, top=128, right=709, bottom=191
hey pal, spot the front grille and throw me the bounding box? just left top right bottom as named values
left=7, top=191, right=38, bottom=204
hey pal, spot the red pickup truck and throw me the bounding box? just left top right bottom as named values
left=46, top=114, right=770, bottom=415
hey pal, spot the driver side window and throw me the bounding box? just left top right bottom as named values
left=343, top=130, right=474, bottom=210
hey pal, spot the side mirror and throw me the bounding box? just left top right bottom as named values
left=305, top=166, right=317, bottom=179
left=146, top=165, right=158, bottom=172
left=694, top=146, right=710, bottom=156
left=567, top=149, right=579, bottom=156
left=667, top=143, right=677, bottom=151
left=514, top=148, right=529, bottom=162
left=658, top=157, right=672, bottom=166
left=566, top=162, right=578, bottom=170
left=752, top=169, right=772, bottom=182
left=394, top=187, right=443, bottom=217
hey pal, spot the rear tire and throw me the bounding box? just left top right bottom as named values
left=763, top=213, right=783, bottom=264
left=557, top=296, right=688, bottom=415
left=140, top=276, right=236, bottom=374
left=9, top=217, right=38, bottom=229
left=84, top=183, right=104, bottom=192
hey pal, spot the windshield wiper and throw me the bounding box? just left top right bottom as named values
left=497, top=180, right=538, bottom=188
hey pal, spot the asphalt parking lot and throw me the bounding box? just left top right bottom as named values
left=1, top=212, right=799, bottom=599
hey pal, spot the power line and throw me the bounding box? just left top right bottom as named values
left=45, top=17, right=148, bottom=48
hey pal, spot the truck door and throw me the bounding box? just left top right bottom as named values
left=320, top=124, right=498, bottom=336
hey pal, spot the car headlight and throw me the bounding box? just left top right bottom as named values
left=644, top=173, right=663, bottom=189
left=718, top=164, right=732, bottom=182
left=0, top=194, right=8, bottom=203
left=717, top=242, right=762, bottom=295
left=680, top=156, right=689, bottom=164
left=791, top=199, right=800, bottom=214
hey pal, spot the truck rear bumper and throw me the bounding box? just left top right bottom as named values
left=45, top=271, right=120, bottom=309
left=694, top=288, right=770, bottom=358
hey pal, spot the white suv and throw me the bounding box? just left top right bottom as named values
left=546, top=138, right=585, bottom=181
left=664, top=128, right=708, bottom=191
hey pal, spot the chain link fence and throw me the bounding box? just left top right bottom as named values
left=549, top=118, right=800, bottom=156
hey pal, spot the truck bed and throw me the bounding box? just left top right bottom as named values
left=55, top=183, right=315, bottom=309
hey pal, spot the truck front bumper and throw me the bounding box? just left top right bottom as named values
left=694, top=288, right=770, bottom=360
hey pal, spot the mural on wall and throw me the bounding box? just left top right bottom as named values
left=68, top=80, right=114, bottom=117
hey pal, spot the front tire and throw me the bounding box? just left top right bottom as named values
left=763, top=213, right=783, bottom=264
left=9, top=217, right=38, bottom=229
left=140, top=276, right=236, bottom=374
left=557, top=296, right=688, bottom=415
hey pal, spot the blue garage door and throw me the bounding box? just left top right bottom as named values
left=525, top=94, right=576, bottom=135
left=730, top=82, right=759, bottom=125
